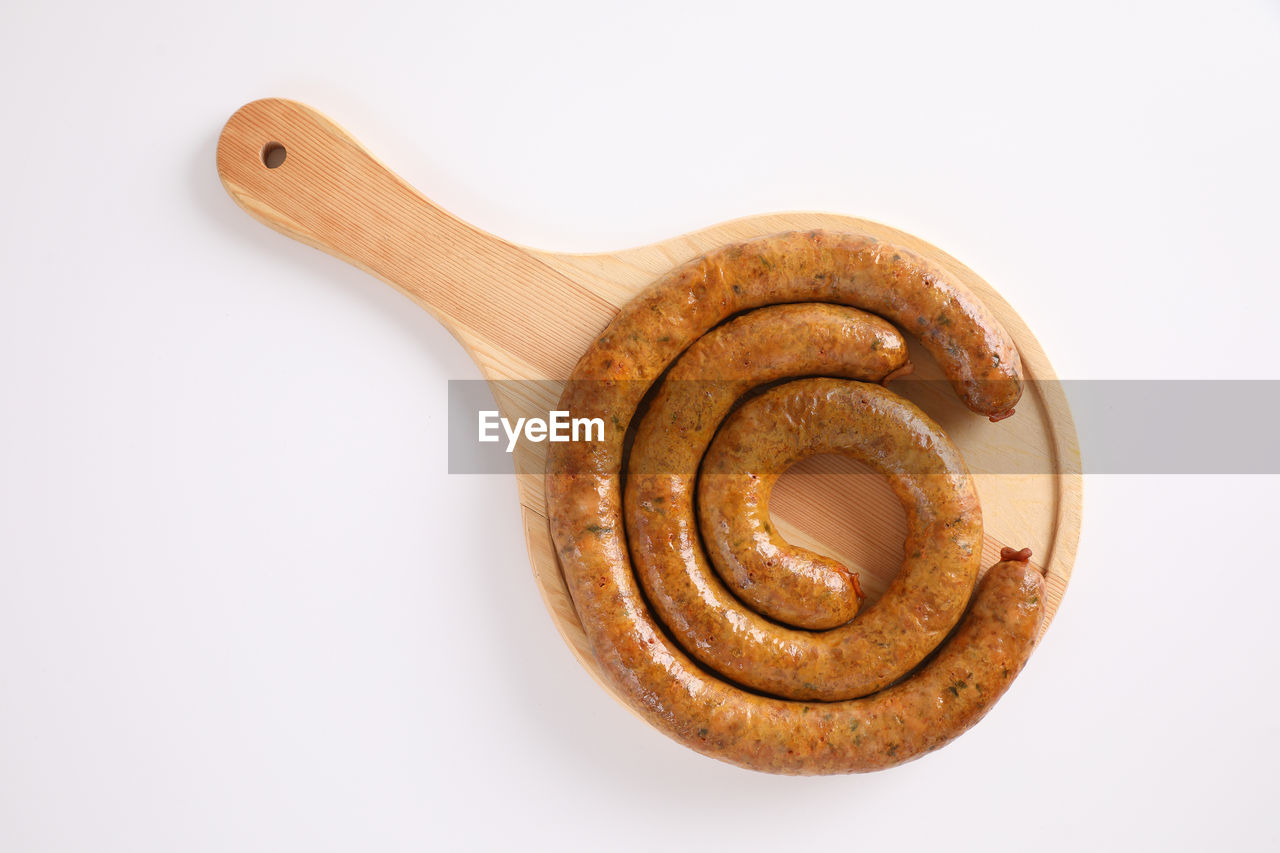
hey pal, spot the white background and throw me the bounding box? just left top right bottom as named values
left=2, top=1, right=1277, bottom=850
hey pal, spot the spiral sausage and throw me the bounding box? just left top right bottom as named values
left=545, top=230, right=1037, bottom=774
left=683, top=377, right=981, bottom=700
left=628, top=303, right=911, bottom=639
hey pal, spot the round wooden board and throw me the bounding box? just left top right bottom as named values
left=519, top=212, right=1083, bottom=721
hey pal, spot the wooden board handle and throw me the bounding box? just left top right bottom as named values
left=216, top=98, right=609, bottom=375
left=216, top=99, right=481, bottom=330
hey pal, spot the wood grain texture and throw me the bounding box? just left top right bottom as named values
left=218, top=98, right=1081, bottom=721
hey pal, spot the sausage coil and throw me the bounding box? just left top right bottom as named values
left=545, top=230, right=1039, bottom=774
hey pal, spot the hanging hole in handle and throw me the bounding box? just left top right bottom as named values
left=261, top=142, right=287, bottom=169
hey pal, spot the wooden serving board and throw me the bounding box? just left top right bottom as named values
left=217, top=99, right=1082, bottom=718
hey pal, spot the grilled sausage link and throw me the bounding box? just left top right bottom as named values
left=545, top=230, right=1032, bottom=774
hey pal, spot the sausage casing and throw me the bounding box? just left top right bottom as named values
left=546, top=230, right=1031, bottom=773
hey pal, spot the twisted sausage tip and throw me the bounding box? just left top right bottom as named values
left=880, top=362, right=915, bottom=385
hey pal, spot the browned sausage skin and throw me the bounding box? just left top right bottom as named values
left=631, top=370, right=983, bottom=701
left=628, top=304, right=907, bottom=633
left=688, top=378, right=981, bottom=699
left=561, top=548, right=1043, bottom=775
left=545, top=230, right=1031, bottom=774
